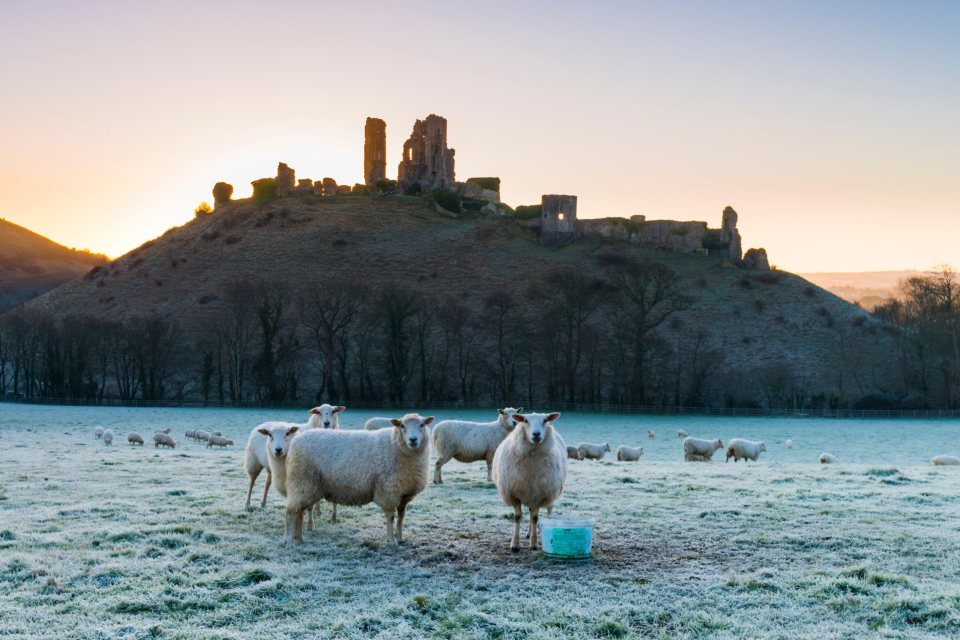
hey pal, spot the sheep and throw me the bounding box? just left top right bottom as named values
left=932, top=455, right=960, bottom=466
left=154, top=433, right=176, bottom=449
left=566, top=445, right=579, bottom=459
left=102, top=429, right=114, bottom=446
left=677, top=430, right=688, bottom=439
left=194, top=430, right=210, bottom=443
left=284, top=413, right=434, bottom=546
left=726, top=439, right=766, bottom=462
left=819, top=453, right=837, bottom=464
left=577, top=442, right=611, bottom=461
left=364, top=417, right=394, bottom=431
left=210, top=430, right=223, bottom=437
left=94, top=426, right=104, bottom=440
left=127, top=432, right=144, bottom=446
left=616, top=445, right=644, bottom=462
left=647, top=430, right=655, bottom=439
left=491, top=412, right=566, bottom=552
left=308, top=404, right=346, bottom=430
left=786, top=439, right=793, bottom=449
left=682, top=437, right=723, bottom=462
left=154, top=428, right=171, bottom=435
left=431, top=407, right=522, bottom=484
left=207, top=435, right=234, bottom=448
left=185, top=429, right=197, bottom=441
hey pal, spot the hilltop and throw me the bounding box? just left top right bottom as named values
left=0, top=218, right=108, bottom=312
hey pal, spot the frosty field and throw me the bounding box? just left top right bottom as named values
left=2, top=405, right=960, bottom=639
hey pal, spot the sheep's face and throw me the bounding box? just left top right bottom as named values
left=514, top=412, right=560, bottom=445
left=309, top=404, right=346, bottom=429
left=714, top=439, right=724, bottom=451
left=390, top=414, right=433, bottom=450
left=759, top=442, right=767, bottom=452
left=497, top=407, right=523, bottom=431
left=258, top=425, right=299, bottom=457
left=604, top=443, right=611, bottom=452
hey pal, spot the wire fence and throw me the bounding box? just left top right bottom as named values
left=2, top=395, right=958, bottom=420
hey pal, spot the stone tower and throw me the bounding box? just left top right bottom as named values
left=540, top=195, right=577, bottom=246
left=397, top=114, right=455, bottom=192
left=721, top=206, right=742, bottom=262
left=364, top=117, right=387, bottom=187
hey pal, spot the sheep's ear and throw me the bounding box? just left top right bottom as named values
left=309, top=408, right=320, bottom=414
left=288, top=426, right=299, bottom=435
left=513, top=414, right=526, bottom=423
left=423, top=416, right=435, bottom=426
left=257, top=428, right=270, bottom=437
left=498, top=409, right=506, bottom=415
left=334, top=406, right=346, bottom=413
left=391, top=419, right=402, bottom=428
left=545, top=412, right=560, bottom=423
left=517, top=407, right=523, bottom=413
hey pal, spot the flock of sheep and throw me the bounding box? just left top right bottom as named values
left=93, top=407, right=960, bottom=551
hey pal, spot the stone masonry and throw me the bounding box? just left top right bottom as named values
left=364, top=117, right=386, bottom=187
left=397, top=114, right=456, bottom=192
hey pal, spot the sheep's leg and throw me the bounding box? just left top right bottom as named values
left=260, top=472, right=272, bottom=508
left=485, top=456, right=494, bottom=483
left=331, top=503, right=338, bottom=523
left=307, top=503, right=315, bottom=531
left=510, top=502, right=522, bottom=552
left=396, top=495, right=413, bottom=543
left=245, top=468, right=260, bottom=511
left=383, top=507, right=398, bottom=547
left=530, top=508, right=541, bottom=550
left=434, top=455, right=451, bottom=484
left=292, top=508, right=305, bottom=543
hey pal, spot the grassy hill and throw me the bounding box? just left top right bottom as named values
left=0, top=218, right=108, bottom=312
left=18, top=194, right=899, bottom=407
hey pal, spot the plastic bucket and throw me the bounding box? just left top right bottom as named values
left=539, top=515, right=595, bottom=559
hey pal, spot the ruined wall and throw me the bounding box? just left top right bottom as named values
left=541, top=195, right=577, bottom=246
left=397, top=114, right=456, bottom=191
left=364, top=117, right=386, bottom=187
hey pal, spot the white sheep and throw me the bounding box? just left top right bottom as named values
left=819, top=453, right=837, bottom=464
left=154, top=433, right=176, bottom=448
left=648, top=430, right=655, bottom=439
left=102, top=429, right=114, bottom=446
left=185, top=429, right=197, bottom=441
left=194, top=430, right=210, bottom=443
left=492, top=412, right=566, bottom=552
left=207, top=435, right=234, bottom=448
left=616, top=445, right=644, bottom=461
left=209, top=430, right=223, bottom=437
left=284, top=413, right=434, bottom=546
left=127, top=432, right=144, bottom=446
left=932, top=455, right=960, bottom=466
left=786, top=439, right=793, bottom=449
left=431, top=407, right=522, bottom=483
left=566, top=445, right=579, bottom=459
left=307, top=404, right=346, bottom=430
left=154, top=428, right=171, bottom=435
left=94, top=426, right=104, bottom=440
left=677, top=430, right=688, bottom=439
left=726, top=439, right=766, bottom=462
left=363, top=417, right=394, bottom=431
left=682, top=437, right=723, bottom=462
left=577, top=442, right=611, bottom=461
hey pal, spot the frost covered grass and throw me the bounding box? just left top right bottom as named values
left=1, top=405, right=960, bottom=639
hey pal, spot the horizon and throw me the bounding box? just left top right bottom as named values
left=1, top=0, right=957, bottom=272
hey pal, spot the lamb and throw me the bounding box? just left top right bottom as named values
left=431, top=407, right=522, bottom=483
left=94, top=426, right=104, bottom=440
left=185, top=429, right=197, bottom=441
left=102, top=429, right=114, bottom=446
left=577, top=442, right=611, bottom=461
left=786, top=439, right=793, bottom=449
left=648, top=430, right=655, bottom=439
left=209, top=430, right=223, bottom=437
left=127, top=432, right=144, bottom=446
left=284, top=413, right=434, bottom=546
left=154, top=433, right=176, bottom=448
left=492, top=412, right=566, bottom=552
left=819, top=453, right=837, bottom=464
left=682, top=437, right=723, bottom=462
left=194, top=430, right=210, bottom=443
left=207, top=435, right=234, bottom=448
left=566, top=445, right=579, bottom=459
left=616, top=445, right=644, bottom=462
left=726, top=439, right=766, bottom=462
left=677, top=430, right=688, bottom=439
left=932, top=455, right=960, bottom=466
left=154, top=428, right=171, bottom=435
left=364, top=417, right=394, bottom=431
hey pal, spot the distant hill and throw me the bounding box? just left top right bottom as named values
left=19, top=195, right=900, bottom=406
left=800, top=270, right=924, bottom=310
left=0, top=218, right=108, bottom=312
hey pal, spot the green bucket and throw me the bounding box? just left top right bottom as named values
left=540, top=515, right=595, bottom=559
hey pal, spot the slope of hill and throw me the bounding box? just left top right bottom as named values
left=0, top=218, right=108, bottom=312
left=20, top=194, right=899, bottom=406
left=800, top=270, right=923, bottom=310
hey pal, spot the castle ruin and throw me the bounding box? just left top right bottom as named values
left=397, top=114, right=456, bottom=192
left=364, top=117, right=386, bottom=187
left=540, top=195, right=578, bottom=246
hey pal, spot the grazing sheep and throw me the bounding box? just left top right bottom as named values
left=207, top=435, right=234, bottom=448
left=566, top=445, right=579, bottom=459
left=154, top=428, right=171, bottom=435
left=819, top=453, right=837, bottom=464
left=94, top=426, right=104, bottom=440
left=284, top=414, right=434, bottom=546
left=683, top=437, right=723, bottom=462
left=492, top=412, right=566, bottom=552
left=932, top=455, right=960, bottom=466
left=210, top=430, right=223, bottom=437
left=102, top=429, right=114, bottom=446
left=194, top=430, right=210, bottom=443
left=648, top=430, right=655, bottom=439
left=431, top=407, right=522, bottom=483
left=154, top=433, right=176, bottom=449
left=677, top=430, right=688, bottom=439
left=726, top=439, right=766, bottom=462
left=786, top=439, right=793, bottom=449
left=577, top=442, right=611, bottom=461
left=363, top=417, right=394, bottom=431
left=185, top=429, right=197, bottom=441
left=127, top=432, right=144, bottom=446
left=616, top=445, right=644, bottom=462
